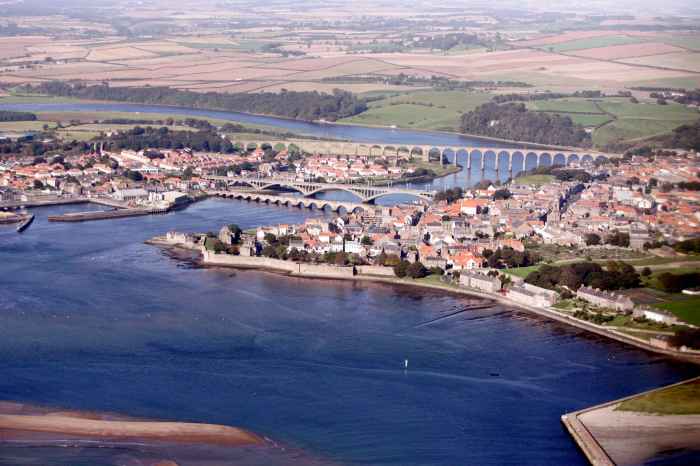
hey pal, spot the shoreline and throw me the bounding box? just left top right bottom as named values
left=1, top=95, right=603, bottom=152
left=149, top=239, right=700, bottom=364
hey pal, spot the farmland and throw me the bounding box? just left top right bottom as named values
left=524, top=97, right=700, bottom=148
left=1, top=2, right=700, bottom=147
left=341, top=90, right=493, bottom=131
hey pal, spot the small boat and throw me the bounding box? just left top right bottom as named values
left=16, top=213, right=34, bottom=233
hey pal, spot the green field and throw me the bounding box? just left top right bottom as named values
left=616, top=379, right=700, bottom=415
left=512, top=174, right=556, bottom=186
left=655, top=296, right=700, bottom=326
left=596, top=100, right=699, bottom=120
left=593, top=118, right=694, bottom=146
left=524, top=97, right=700, bottom=147
left=502, top=265, right=540, bottom=278
left=528, top=98, right=603, bottom=114
left=342, top=90, right=493, bottom=131
left=0, top=121, right=56, bottom=132
left=541, top=35, right=646, bottom=53
left=641, top=265, right=700, bottom=288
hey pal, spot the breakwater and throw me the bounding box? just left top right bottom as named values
left=48, top=207, right=168, bottom=222
left=562, top=376, right=700, bottom=466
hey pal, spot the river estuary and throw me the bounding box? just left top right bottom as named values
left=0, top=101, right=540, bottom=190
left=1, top=198, right=698, bottom=465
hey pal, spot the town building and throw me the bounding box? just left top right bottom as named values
left=576, top=286, right=635, bottom=313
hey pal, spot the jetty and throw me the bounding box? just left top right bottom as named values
left=48, top=207, right=168, bottom=222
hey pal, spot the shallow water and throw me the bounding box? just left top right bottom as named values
left=0, top=199, right=698, bottom=465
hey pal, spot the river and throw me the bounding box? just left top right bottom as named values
left=0, top=101, right=541, bottom=190
left=0, top=199, right=697, bottom=465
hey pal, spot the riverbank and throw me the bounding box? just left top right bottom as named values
left=328, top=118, right=598, bottom=152
left=562, top=377, right=700, bottom=466
left=0, top=98, right=601, bottom=154
left=148, top=237, right=700, bottom=364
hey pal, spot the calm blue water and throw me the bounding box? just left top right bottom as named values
left=0, top=199, right=697, bottom=465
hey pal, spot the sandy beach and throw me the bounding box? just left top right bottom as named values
left=0, top=401, right=263, bottom=447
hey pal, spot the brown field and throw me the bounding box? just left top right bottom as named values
left=0, top=36, right=53, bottom=60
left=621, top=52, right=700, bottom=73
left=515, top=30, right=623, bottom=47
left=86, top=46, right=159, bottom=62
left=1, top=24, right=699, bottom=96
left=570, top=43, right=685, bottom=60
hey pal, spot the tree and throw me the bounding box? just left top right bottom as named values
left=182, top=166, right=194, bottom=180
left=204, top=237, right=226, bottom=253
left=671, top=328, right=700, bottom=349
left=393, top=260, right=410, bottom=278
left=228, top=224, right=242, bottom=244
left=641, top=267, right=652, bottom=277
left=584, top=233, right=601, bottom=246
left=407, top=261, right=429, bottom=279
left=606, top=231, right=630, bottom=248
left=33, top=179, right=44, bottom=189
left=361, top=235, right=373, bottom=246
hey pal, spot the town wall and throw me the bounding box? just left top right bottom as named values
left=356, top=265, right=396, bottom=277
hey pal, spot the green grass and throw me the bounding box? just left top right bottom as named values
left=342, top=90, right=493, bottom=131
left=655, top=296, right=700, bottom=326
left=642, top=266, right=700, bottom=289
left=0, top=121, right=56, bottom=132
left=528, top=98, right=603, bottom=114
left=597, top=99, right=699, bottom=120
left=540, top=35, right=646, bottom=53
left=54, top=130, right=102, bottom=141
left=521, top=96, right=700, bottom=147
left=616, top=379, right=700, bottom=415
left=502, top=265, right=540, bottom=278
left=527, top=98, right=613, bottom=128
left=512, top=174, right=555, bottom=186
left=0, top=95, right=90, bottom=104
left=592, top=100, right=699, bottom=146
left=565, top=113, right=614, bottom=127
left=624, top=255, right=700, bottom=266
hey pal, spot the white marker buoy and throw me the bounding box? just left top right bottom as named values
left=404, top=359, right=409, bottom=369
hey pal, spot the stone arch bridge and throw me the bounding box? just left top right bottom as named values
left=205, top=175, right=435, bottom=204
left=232, top=139, right=617, bottom=170
left=207, top=190, right=366, bottom=214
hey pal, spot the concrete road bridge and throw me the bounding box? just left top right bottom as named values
left=231, top=138, right=617, bottom=170
left=205, top=175, right=435, bottom=204
left=207, top=190, right=367, bottom=213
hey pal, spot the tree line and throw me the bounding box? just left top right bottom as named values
left=20, top=82, right=368, bottom=122
left=459, top=103, right=592, bottom=148
left=99, top=126, right=243, bottom=153
left=525, top=261, right=640, bottom=291
left=0, top=110, right=37, bottom=122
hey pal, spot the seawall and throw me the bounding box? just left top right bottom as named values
left=152, top=238, right=700, bottom=363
